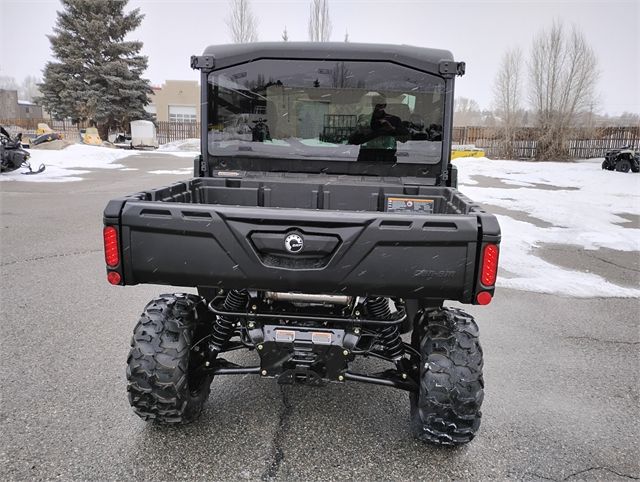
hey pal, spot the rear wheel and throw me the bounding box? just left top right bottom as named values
left=410, top=308, right=484, bottom=445
left=616, top=159, right=631, bottom=172
left=127, top=294, right=213, bottom=424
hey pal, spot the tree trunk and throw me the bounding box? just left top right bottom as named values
left=97, top=123, right=109, bottom=142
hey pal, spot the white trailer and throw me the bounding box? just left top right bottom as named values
left=130, top=120, right=158, bottom=149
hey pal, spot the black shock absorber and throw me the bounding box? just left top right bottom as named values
left=209, top=289, right=249, bottom=354
left=365, top=297, right=404, bottom=360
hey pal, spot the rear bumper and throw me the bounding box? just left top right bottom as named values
left=106, top=201, right=498, bottom=302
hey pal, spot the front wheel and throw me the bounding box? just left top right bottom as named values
left=616, top=159, right=631, bottom=172
left=126, top=294, right=213, bottom=424
left=410, top=308, right=484, bottom=445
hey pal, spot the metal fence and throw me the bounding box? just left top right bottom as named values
left=452, top=126, right=640, bottom=159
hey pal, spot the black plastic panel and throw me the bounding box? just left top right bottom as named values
left=119, top=199, right=483, bottom=300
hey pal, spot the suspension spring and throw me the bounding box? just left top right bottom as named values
left=365, top=297, right=404, bottom=360
left=209, top=289, right=249, bottom=353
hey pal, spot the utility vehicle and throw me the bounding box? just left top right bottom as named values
left=103, top=43, right=501, bottom=445
left=601, top=146, right=639, bottom=173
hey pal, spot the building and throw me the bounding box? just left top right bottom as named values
left=0, top=89, right=44, bottom=119
left=17, top=100, right=43, bottom=119
left=146, top=80, right=200, bottom=123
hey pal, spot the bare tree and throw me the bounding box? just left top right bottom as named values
left=453, top=97, right=483, bottom=126
left=282, top=26, right=289, bottom=42
left=344, top=30, right=349, bottom=42
left=493, top=48, right=523, bottom=158
left=226, top=0, right=258, bottom=44
left=20, top=75, right=42, bottom=102
left=614, top=112, right=640, bottom=127
left=308, top=0, right=332, bottom=42
left=331, top=62, right=353, bottom=88
left=528, top=21, right=599, bottom=159
left=0, top=75, right=18, bottom=90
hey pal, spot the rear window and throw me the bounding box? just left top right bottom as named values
left=207, top=59, right=445, bottom=164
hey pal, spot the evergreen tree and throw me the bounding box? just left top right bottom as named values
left=39, top=0, right=152, bottom=136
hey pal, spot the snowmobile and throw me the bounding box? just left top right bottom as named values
left=33, top=132, right=63, bottom=146
left=1, top=127, right=45, bottom=175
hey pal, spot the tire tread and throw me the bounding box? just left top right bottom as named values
left=126, top=293, right=211, bottom=424
left=410, top=307, right=484, bottom=445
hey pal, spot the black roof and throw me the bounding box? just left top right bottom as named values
left=202, top=42, right=455, bottom=73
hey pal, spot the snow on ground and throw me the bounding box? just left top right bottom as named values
left=158, top=138, right=200, bottom=151
left=0, top=144, right=139, bottom=182
left=149, top=168, right=193, bottom=175
left=454, top=157, right=640, bottom=297
left=156, top=138, right=200, bottom=157
left=0, top=141, right=197, bottom=181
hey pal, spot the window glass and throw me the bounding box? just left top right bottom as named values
left=169, top=105, right=197, bottom=123
left=208, top=59, right=445, bottom=164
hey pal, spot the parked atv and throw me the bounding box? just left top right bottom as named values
left=1, top=126, right=45, bottom=175
left=602, top=146, right=639, bottom=173
left=251, top=118, right=271, bottom=142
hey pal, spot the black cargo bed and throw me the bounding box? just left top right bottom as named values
left=104, top=174, right=499, bottom=302
left=128, top=174, right=474, bottom=214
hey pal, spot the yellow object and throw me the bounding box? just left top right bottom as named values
left=451, top=145, right=485, bottom=159
left=81, top=127, right=102, bottom=145
left=36, top=123, right=54, bottom=135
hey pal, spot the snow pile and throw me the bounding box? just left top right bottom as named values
left=157, top=138, right=200, bottom=156
left=0, top=144, right=138, bottom=182
left=454, top=157, right=640, bottom=297
left=150, top=168, right=193, bottom=175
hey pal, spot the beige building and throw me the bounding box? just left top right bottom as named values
left=147, top=80, right=200, bottom=122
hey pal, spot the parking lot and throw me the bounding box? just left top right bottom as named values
left=1, top=153, right=639, bottom=480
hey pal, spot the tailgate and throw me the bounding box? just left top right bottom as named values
left=112, top=201, right=481, bottom=301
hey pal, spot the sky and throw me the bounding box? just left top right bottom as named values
left=1, top=0, right=638, bottom=115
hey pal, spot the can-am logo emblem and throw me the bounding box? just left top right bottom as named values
left=284, top=233, right=304, bottom=253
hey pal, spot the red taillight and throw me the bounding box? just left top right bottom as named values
left=103, top=226, right=119, bottom=267
left=107, top=271, right=122, bottom=285
left=481, top=243, right=499, bottom=286
left=476, top=291, right=492, bottom=305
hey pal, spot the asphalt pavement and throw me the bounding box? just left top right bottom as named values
left=1, top=153, right=638, bottom=481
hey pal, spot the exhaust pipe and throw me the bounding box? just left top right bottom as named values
left=264, top=291, right=352, bottom=305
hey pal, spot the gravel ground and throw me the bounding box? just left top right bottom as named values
left=1, top=153, right=638, bottom=481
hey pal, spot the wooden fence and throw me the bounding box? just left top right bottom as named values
left=1, top=118, right=91, bottom=142
left=452, top=126, right=640, bottom=159
left=0, top=118, right=200, bottom=144
left=3, top=118, right=638, bottom=159
left=156, top=121, right=199, bottom=144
